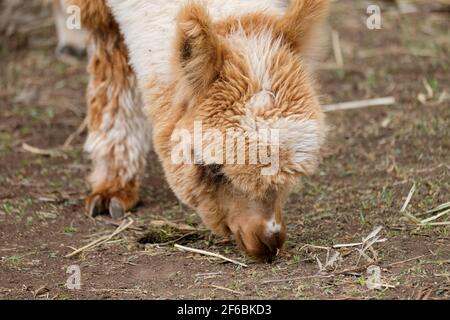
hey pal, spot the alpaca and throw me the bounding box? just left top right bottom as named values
left=69, top=0, right=329, bottom=261
left=52, top=0, right=88, bottom=61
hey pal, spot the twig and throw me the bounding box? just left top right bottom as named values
left=355, top=226, right=384, bottom=265
left=405, top=200, right=450, bottom=226
left=333, top=239, right=387, bottom=249
left=424, top=202, right=450, bottom=215
left=415, top=287, right=433, bottom=300
left=370, top=282, right=396, bottom=289
left=331, top=30, right=344, bottom=68
left=385, top=255, right=426, bottom=268
left=22, top=143, right=62, bottom=158
left=425, top=222, right=450, bottom=226
left=196, top=272, right=223, bottom=278
left=174, top=244, right=248, bottom=268
left=401, top=183, right=416, bottom=213
left=32, top=285, right=50, bottom=298
left=299, top=244, right=331, bottom=251
left=262, top=274, right=334, bottom=284
left=65, top=218, right=134, bottom=258
left=62, top=118, right=88, bottom=149
left=323, top=251, right=341, bottom=270
left=422, top=78, right=434, bottom=99
left=421, top=209, right=450, bottom=224
left=323, top=97, right=396, bottom=113
left=404, top=213, right=422, bottom=224
left=211, top=285, right=244, bottom=296
left=421, top=259, right=450, bottom=265
left=88, top=288, right=147, bottom=295
left=363, top=226, right=383, bottom=243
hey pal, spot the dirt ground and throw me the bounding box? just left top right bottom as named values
left=0, top=0, right=449, bottom=300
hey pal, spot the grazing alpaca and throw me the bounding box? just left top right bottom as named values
left=70, top=0, right=329, bottom=261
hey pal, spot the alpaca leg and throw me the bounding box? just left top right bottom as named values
left=84, top=32, right=150, bottom=218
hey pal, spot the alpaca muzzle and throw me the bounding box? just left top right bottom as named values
left=229, top=213, right=287, bottom=262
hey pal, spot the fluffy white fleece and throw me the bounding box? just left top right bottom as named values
left=106, top=0, right=289, bottom=86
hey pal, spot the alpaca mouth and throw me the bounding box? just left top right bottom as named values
left=233, top=223, right=285, bottom=263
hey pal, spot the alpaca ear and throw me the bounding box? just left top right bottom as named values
left=277, top=0, right=330, bottom=53
left=175, top=2, right=224, bottom=93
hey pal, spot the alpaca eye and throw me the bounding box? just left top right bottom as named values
left=199, top=164, right=227, bottom=185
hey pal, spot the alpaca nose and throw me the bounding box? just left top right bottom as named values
left=254, top=228, right=286, bottom=263
left=233, top=218, right=286, bottom=263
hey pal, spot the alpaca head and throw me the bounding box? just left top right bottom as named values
left=150, top=0, right=329, bottom=261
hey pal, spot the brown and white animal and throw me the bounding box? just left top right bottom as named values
left=65, top=0, right=329, bottom=261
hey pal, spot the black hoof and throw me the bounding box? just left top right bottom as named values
left=56, top=45, right=87, bottom=61
left=109, top=198, right=125, bottom=220
left=88, top=195, right=105, bottom=218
